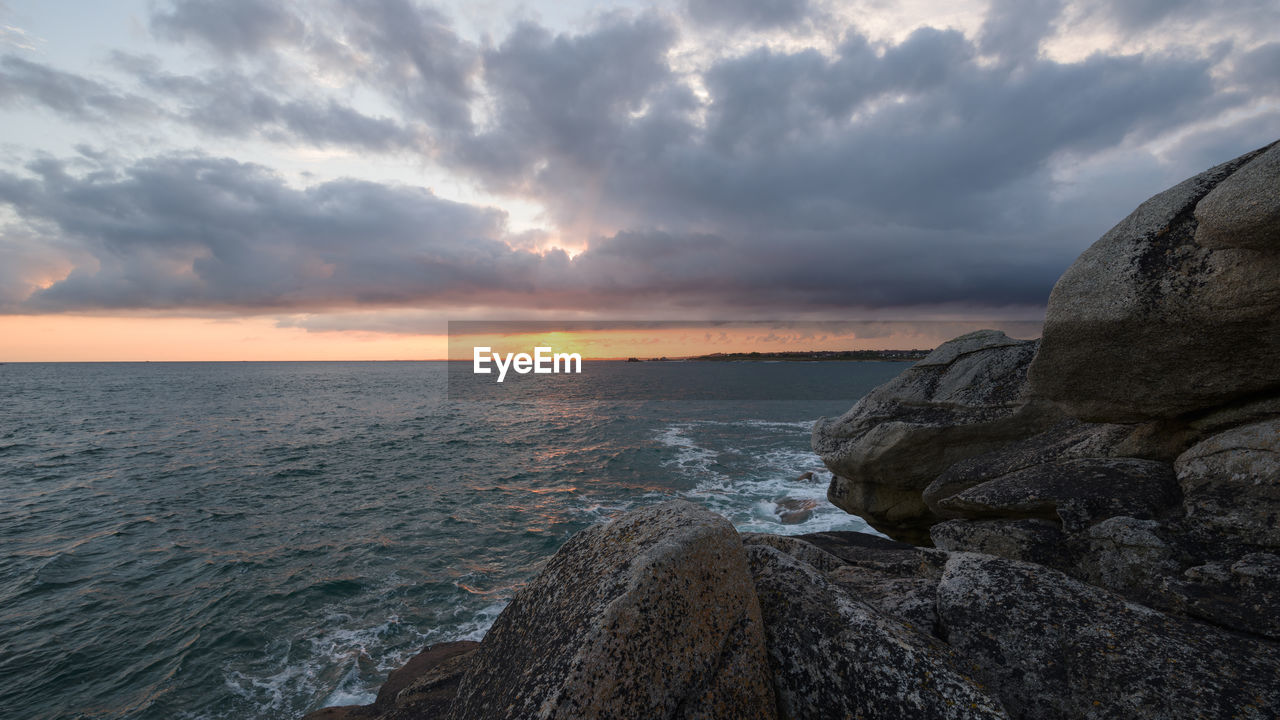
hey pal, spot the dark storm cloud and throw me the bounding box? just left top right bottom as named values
left=453, top=14, right=1222, bottom=239
left=0, top=154, right=536, bottom=311
left=150, top=0, right=304, bottom=57
left=0, top=150, right=1075, bottom=315
left=686, top=0, right=810, bottom=29
left=0, top=55, right=158, bottom=122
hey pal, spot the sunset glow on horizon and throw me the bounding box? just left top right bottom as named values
left=0, top=315, right=1046, bottom=362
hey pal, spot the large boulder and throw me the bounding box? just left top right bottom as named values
left=937, top=552, right=1280, bottom=719
left=812, top=330, right=1062, bottom=544
left=1175, top=418, right=1280, bottom=549
left=744, top=540, right=1007, bottom=719
left=1195, top=141, right=1280, bottom=250
left=1029, top=141, right=1280, bottom=421
left=445, top=501, right=777, bottom=720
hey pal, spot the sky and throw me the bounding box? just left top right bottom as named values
left=0, top=0, right=1277, bottom=360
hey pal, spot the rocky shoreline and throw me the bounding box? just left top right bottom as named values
left=307, top=140, right=1279, bottom=719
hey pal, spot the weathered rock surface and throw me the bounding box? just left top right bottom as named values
left=746, top=541, right=1007, bottom=719
left=934, top=457, right=1179, bottom=532
left=1166, top=552, right=1280, bottom=641
left=922, top=419, right=1196, bottom=514
left=1175, top=418, right=1280, bottom=549
left=747, top=531, right=948, bottom=637
left=1195, top=140, right=1280, bottom=250
left=301, top=642, right=479, bottom=720
left=1029, top=141, right=1280, bottom=421
left=748, top=532, right=1280, bottom=719
left=813, top=330, right=1062, bottom=543
left=937, top=552, right=1280, bottom=719
left=931, top=518, right=1069, bottom=573
left=446, top=500, right=776, bottom=720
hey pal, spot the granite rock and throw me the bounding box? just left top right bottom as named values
left=933, top=457, right=1180, bottom=532
left=446, top=500, right=776, bottom=720
left=937, top=552, right=1280, bottom=719
left=1175, top=418, right=1280, bottom=549
left=1166, top=552, right=1280, bottom=641
left=746, top=542, right=1007, bottom=719
left=301, top=642, right=479, bottom=720
left=930, top=518, right=1070, bottom=573
left=1194, top=140, right=1280, bottom=250
left=813, top=330, right=1061, bottom=543
left=1028, top=141, right=1280, bottom=421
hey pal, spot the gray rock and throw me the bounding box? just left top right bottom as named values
left=1166, top=553, right=1280, bottom=641
left=923, top=420, right=1132, bottom=511
left=921, top=419, right=1195, bottom=515
left=744, top=532, right=948, bottom=635
left=772, top=497, right=819, bottom=524
left=1075, top=516, right=1182, bottom=607
left=303, top=642, right=480, bottom=720
left=930, top=518, right=1070, bottom=573
left=740, top=532, right=848, bottom=573
left=1028, top=141, right=1280, bottom=421
left=1195, top=140, right=1280, bottom=250
left=1175, top=418, right=1280, bottom=548
left=382, top=642, right=481, bottom=720
left=821, top=475, right=938, bottom=545
left=1187, top=392, right=1280, bottom=433
left=813, top=330, right=1062, bottom=543
left=934, top=458, right=1179, bottom=532
left=746, top=543, right=1007, bottom=719
left=446, top=501, right=776, bottom=720
left=937, top=552, right=1280, bottom=719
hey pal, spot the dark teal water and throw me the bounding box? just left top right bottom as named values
left=0, top=361, right=903, bottom=719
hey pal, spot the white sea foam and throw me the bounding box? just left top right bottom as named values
left=657, top=420, right=880, bottom=537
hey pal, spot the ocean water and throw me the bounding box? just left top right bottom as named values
left=0, top=361, right=904, bottom=719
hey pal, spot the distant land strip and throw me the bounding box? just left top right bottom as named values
left=629, top=349, right=932, bottom=362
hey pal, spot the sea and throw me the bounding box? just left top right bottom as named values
left=0, top=360, right=906, bottom=720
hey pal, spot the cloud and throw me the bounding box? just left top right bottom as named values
left=0, top=150, right=1076, bottom=316
left=452, top=13, right=679, bottom=194
left=979, top=0, right=1062, bottom=62
left=150, top=0, right=304, bottom=57
left=1080, top=0, right=1280, bottom=33
left=119, top=54, right=426, bottom=152
left=149, top=0, right=479, bottom=136
left=0, top=154, right=528, bottom=312
left=1233, top=41, right=1280, bottom=95
left=446, top=14, right=1226, bottom=244
left=686, top=0, right=810, bottom=29
left=0, top=55, right=159, bottom=122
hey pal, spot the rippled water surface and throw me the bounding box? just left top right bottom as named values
left=0, top=361, right=904, bottom=719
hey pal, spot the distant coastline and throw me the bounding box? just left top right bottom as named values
left=680, top=349, right=930, bottom=362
